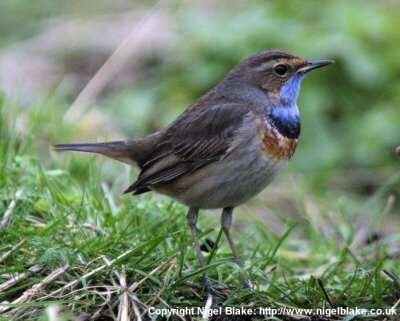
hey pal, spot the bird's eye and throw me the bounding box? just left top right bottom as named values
left=273, top=64, right=289, bottom=77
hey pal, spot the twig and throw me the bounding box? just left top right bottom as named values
left=46, top=284, right=118, bottom=301
left=104, top=256, right=170, bottom=321
left=392, top=296, right=400, bottom=311
left=64, top=0, right=165, bottom=122
left=41, top=247, right=139, bottom=300
left=202, top=294, right=213, bottom=321
left=146, top=258, right=176, bottom=307
left=66, top=223, right=104, bottom=236
left=90, top=289, right=114, bottom=320
left=129, top=256, right=175, bottom=292
left=0, top=265, right=42, bottom=292
left=0, top=190, right=23, bottom=232
left=117, top=269, right=130, bottom=321
left=0, top=239, right=26, bottom=264
left=0, top=264, right=69, bottom=313
left=129, top=294, right=143, bottom=321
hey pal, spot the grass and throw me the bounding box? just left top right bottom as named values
left=0, top=100, right=399, bottom=321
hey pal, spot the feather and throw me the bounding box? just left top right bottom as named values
left=126, top=103, right=252, bottom=193
left=53, top=141, right=138, bottom=165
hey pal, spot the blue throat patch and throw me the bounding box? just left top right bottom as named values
left=268, top=74, right=304, bottom=139
left=269, top=107, right=301, bottom=139
left=280, top=73, right=304, bottom=105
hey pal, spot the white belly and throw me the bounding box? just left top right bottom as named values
left=156, top=140, right=286, bottom=209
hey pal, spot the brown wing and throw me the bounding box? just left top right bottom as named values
left=125, top=103, right=252, bottom=194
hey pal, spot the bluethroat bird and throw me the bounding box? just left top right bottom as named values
left=54, top=50, right=332, bottom=291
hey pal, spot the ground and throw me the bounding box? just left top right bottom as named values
left=0, top=102, right=399, bottom=321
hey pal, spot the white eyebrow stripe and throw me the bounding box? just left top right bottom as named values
left=254, top=60, right=276, bottom=71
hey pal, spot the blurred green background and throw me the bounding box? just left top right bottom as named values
left=1, top=2, right=400, bottom=316
left=0, top=0, right=399, bottom=202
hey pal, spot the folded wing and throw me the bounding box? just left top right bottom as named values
left=125, top=103, right=252, bottom=194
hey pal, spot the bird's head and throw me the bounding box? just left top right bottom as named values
left=219, top=50, right=332, bottom=140
left=242, top=50, right=333, bottom=107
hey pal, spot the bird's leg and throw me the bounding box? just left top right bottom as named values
left=221, top=207, right=251, bottom=288
left=187, top=207, right=212, bottom=292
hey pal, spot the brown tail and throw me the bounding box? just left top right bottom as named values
left=54, top=132, right=162, bottom=168
left=53, top=141, right=138, bottom=165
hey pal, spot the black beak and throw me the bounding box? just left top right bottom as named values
left=298, top=59, right=334, bottom=74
